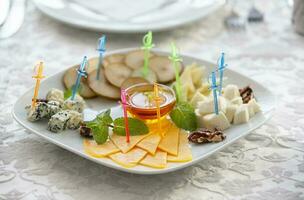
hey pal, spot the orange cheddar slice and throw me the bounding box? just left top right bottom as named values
left=140, top=150, right=167, bottom=169
left=110, top=134, right=149, bottom=153
left=167, top=130, right=192, bottom=162
left=158, top=125, right=179, bottom=156
left=136, top=133, right=161, bottom=155
left=109, top=148, right=147, bottom=168
left=84, top=139, right=120, bottom=158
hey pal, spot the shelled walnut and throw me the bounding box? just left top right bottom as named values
left=188, top=128, right=226, bottom=144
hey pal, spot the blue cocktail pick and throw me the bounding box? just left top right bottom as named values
left=210, top=71, right=219, bottom=115
left=71, top=56, right=88, bottom=100
left=217, top=52, right=227, bottom=96
left=96, top=35, right=106, bottom=80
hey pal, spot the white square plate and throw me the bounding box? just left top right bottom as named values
left=12, top=48, right=275, bottom=175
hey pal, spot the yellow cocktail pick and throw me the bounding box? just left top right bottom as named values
left=153, top=83, right=162, bottom=136
left=31, top=62, right=45, bottom=107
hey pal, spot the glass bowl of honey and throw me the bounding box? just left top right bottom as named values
left=125, top=83, right=176, bottom=120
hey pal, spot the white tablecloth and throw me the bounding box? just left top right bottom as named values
left=1, top=1, right=304, bottom=200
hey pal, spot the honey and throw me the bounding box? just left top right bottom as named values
left=125, top=83, right=176, bottom=120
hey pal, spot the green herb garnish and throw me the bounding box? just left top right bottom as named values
left=64, top=84, right=82, bottom=100
left=170, top=102, right=197, bottom=131
left=113, top=117, right=149, bottom=136
left=86, top=109, right=149, bottom=144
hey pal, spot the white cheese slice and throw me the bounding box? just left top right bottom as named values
left=200, top=111, right=230, bottom=130
left=248, top=98, right=261, bottom=114
left=230, top=97, right=243, bottom=105
left=223, top=84, right=240, bottom=100
left=190, top=91, right=206, bottom=107
left=225, top=104, right=238, bottom=123
left=197, top=96, right=227, bottom=116
left=234, top=104, right=250, bottom=124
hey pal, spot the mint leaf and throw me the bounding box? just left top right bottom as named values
left=170, top=102, right=197, bottom=131
left=113, top=117, right=149, bottom=136
left=96, top=109, right=113, bottom=125
left=92, top=125, right=109, bottom=144
left=64, top=84, right=83, bottom=100
left=64, top=87, right=73, bottom=100
left=86, top=109, right=112, bottom=144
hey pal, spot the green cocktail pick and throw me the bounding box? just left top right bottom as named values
left=169, top=42, right=182, bottom=102
left=141, top=31, right=154, bottom=78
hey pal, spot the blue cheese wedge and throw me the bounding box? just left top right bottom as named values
left=66, top=110, right=82, bottom=129
left=26, top=102, right=48, bottom=121
left=46, top=100, right=62, bottom=118
left=48, top=110, right=70, bottom=133
left=48, top=110, right=83, bottom=133
left=63, top=95, right=85, bottom=113
left=46, top=88, right=64, bottom=104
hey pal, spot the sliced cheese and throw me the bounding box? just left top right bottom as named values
left=140, top=150, right=167, bottom=169
left=111, top=134, right=149, bottom=153
left=158, top=124, right=179, bottom=156
left=109, top=148, right=147, bottom=168
left=83, top=139, right=120, bottom=158
left=136, top=133, right=161, bottom=155
left=167, top=130, right=192, bottom=162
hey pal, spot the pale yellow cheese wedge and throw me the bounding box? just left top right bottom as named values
left=167, top=131, right=192, bottom=162
left=190, top=91, right=207, bottom=107
left=136, top=133, right=161, bottom=155
left=140, top=150, right=167, bottom=169
left=110, top=134, right=149, bottom=153
left=158, top=125, right=179, bottom=156
left=109, top=148, right=147, bottom=168
left=83, top=139, right=120, bottom=158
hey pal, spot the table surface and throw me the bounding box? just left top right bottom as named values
left=1, top=1, right=304, bottom=200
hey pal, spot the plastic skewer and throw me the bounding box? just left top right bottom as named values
left=153, top=83, right=162, bottom=136
left=121, top=89, right=130, bottom=143
left=31, top=62, right=45, bottom=107
left=141, top=31, right=154, bottom=78
left=96, top=35, right=106, bottom=80
left=71, top=56, right=88, bottom=100
left=169, top=42, right=182, bottom=102
left=210, top=72, right=219, bottom=115
left=217, top=52, right=227, bottom=96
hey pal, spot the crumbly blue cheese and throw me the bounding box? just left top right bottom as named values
left=46, top=100, right=62, bottom=118
left=66, top=110, right=82, bottom=129
left=48, top=110, right=70, bottom=133
left=63, top=95, right=85, bottom=113
left=46, top=88, right=64, bottom=104
left=26, top=102, right=48, bottom=122
left=48, top=110, right=83, bottom=133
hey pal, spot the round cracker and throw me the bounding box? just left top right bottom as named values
left=63, top=66, right=97, bottom=98
left=88, top=69, right=121, bottom=99
left=125, top=50, right=154, bottom=70
left=104, top=63, right=132, bottom=87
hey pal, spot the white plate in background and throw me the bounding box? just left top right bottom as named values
left=33, top=0, right=225, bottom=33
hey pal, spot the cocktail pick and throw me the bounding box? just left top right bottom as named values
left=121, top=89, right=130, bottom=143
left=217, top=52, right=227, bottom=96
left=141, top=31, right=154, bottom=78
left=168, top=42, right=182, bottom=102
left=71, top=56, right=88, bottom=100
left=153, top=83, right=162, bottom=136
left=31, top=62, right=45, bottom=107
left=96, top=35, right=106, bottom=80
left=210, top=72, right=219, bottom=115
